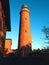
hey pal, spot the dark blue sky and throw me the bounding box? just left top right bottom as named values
left=6, top=0, right=49, bottom=50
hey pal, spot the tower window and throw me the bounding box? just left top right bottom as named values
left=25, top=30, right=27, bottom=32
left=25, top=18, right=27, bottom=20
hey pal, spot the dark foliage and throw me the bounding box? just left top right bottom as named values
left=42, top=26, right=49, bottom=40
left=18, top=45, right=32, bottom=57
left=0, top=49, right=49, bottom=65
left=42, top=26, right=49, bottom=49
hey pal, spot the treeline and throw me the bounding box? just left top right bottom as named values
left=33, top=48, right=49, bottom=53
left=0, top=48, right=49, bottom=65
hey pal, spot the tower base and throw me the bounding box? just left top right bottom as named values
left=18, top=45, right=32, bottom=57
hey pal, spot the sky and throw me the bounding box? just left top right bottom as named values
left=6, top=0, right=49, bottom=50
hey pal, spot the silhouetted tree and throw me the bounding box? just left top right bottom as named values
left=42, top=26, right=49, bottom=49
left=33, top=48, right=41, bottom=53
left=42, top=26, right=49, bottom=39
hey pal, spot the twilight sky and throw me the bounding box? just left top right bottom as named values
left=6, top=0, right=49, bottom=50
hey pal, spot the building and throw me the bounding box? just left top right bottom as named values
left=1, top=0, right=11, bottom=31
left=0, top=0, right=6, bottom=52
left=0, top=0, right=11, bottom=53
left=18, top=5, right=32, bottom=56
left=4, top=39, right=13, bottom=54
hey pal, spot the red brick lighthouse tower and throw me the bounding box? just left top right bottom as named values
left=18, top=5, right=32, bottom=56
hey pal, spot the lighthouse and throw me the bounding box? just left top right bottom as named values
left=18, top=5, right=32, bottom=55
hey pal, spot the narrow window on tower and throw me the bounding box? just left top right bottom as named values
left=25, top=18, right=27, bottom=20
left=25, top=30, right=27, bottom=32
